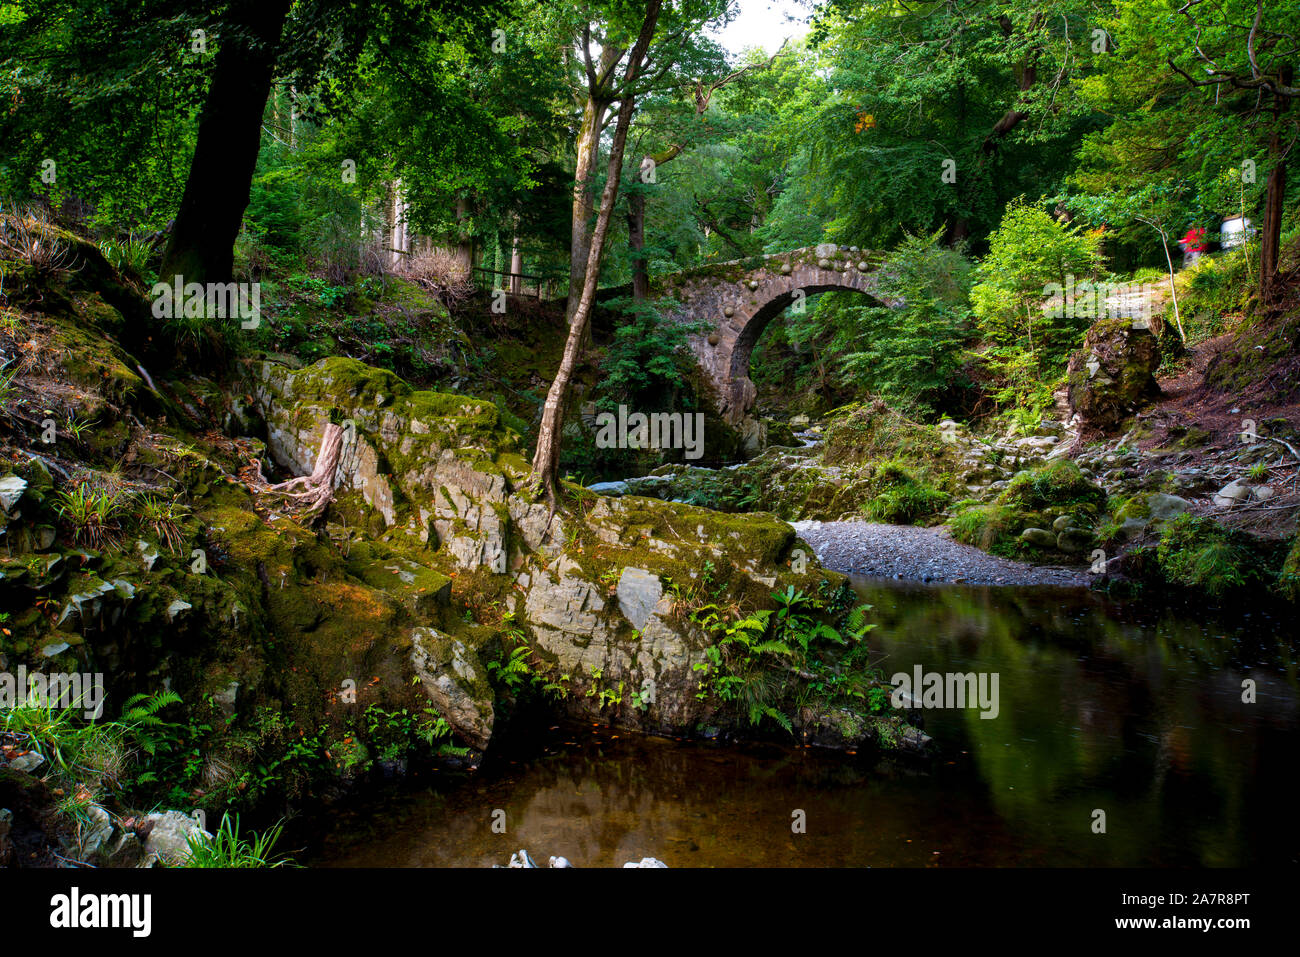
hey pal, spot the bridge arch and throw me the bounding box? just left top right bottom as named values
left=658, top=246, right=896, bottom=428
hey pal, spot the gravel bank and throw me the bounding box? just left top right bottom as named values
left=792, top=520, right=1094, bottom=587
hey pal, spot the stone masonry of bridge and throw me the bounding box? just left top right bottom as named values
left=654, top=244, right=896, bottom=440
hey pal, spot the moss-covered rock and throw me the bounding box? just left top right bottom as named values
left=948, top=503, right=1051, bottom=559
left=1065, top=317, right=1161, bottom=434
left=996, top=460, right=1107, bottom=514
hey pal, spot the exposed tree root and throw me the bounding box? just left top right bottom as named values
left=263, top=422, right=344, bottom=518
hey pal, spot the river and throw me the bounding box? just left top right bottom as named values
left=305, top=578, right=1299, bottom=867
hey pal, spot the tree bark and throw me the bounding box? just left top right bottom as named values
left=627, top=188, right=649, bottom=299
left=160, top=0, right=293, bottom=285
left=566, top=44, right=623, bottom=324
left=1261, top=68, right=1292, bottom=295
left=533, top=0, right=663, bottom=501
left=389, top=179, right=410, bottom=269
left=509, top=235, right=522, bottom=295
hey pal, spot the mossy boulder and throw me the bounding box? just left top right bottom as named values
left=1065, top=317, right=1161, bottom=434
left=949, top=503, right=1051, bottom=558
left=409, top=626, right=495, bottom=749
left=997, top=460, right=1106, bottom=514
left=242, top=355, right=907, bottom=752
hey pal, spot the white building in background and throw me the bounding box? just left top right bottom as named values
left=1220, top=215, right=1254, bottom=249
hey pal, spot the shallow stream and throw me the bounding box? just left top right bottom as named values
left=308, top=579, right=1298, bottom=867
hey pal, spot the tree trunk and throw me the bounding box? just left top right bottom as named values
left=390, top=180, right=410, bottom=269
left=267, top=422, right=346, bottom=518
left=452, top=194, right=474, bottom=277
left=1260, top=71, right=1292, bottom=296
left=160, top=0, right=293, bottom=286
left=628, top=187, right=648, bottom=299
left=510, top=235, right=522, bottom=295
left=533, top=0, right=663, bottom=500
left=566, top=44, right=622, bottom=324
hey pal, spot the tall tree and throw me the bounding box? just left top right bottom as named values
left=552, top=0, right=730, bottom=321
left=1165, top=0, right=1299, bottom=294
left=161, top=0, right=294, bottom=284
left=626, top=42, right=785, bottom=298
left=532, top=0, right=664, bottom=500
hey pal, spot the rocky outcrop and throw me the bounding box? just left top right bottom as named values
left=243, top=356, right=907, bottom=752
left=410, top=627, right=494, bottom=750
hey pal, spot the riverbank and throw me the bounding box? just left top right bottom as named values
left=793, top=520, right=1093, bottom=586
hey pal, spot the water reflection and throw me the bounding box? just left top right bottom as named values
left=310, top=581, right=1299, bottom=867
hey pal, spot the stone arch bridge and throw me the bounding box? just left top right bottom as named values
left=653, top=244, right=895, bottom=431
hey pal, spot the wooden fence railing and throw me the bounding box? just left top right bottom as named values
left=471, top=266, right=563, bottom=300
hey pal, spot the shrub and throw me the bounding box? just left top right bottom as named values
left=402, top=247, right=475, bottom=308
left=996, top=460, right=1106, bottom=513
left=1155, top=514, right=1263, bottom=597
left=596, top=296, right=697, bottom=410
left=970, top=199, right=1105, bottom=417
left=864, top=460, right=950, bottom=524
left=948, top=503, right=1044, bottom=558
left=795, top=231, right=975, bottom=418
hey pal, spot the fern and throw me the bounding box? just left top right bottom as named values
left=486, top=646, right=532, bottom=690
left=843, top=603, right=875, bottom=639
left=757, top=706, right=794, bottom=734
left=118, top=691, right=183, bottom=756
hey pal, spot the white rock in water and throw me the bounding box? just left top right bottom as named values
left=623, top=857, right=668, bottom=868
left=508, top=848, right=538, bottom=868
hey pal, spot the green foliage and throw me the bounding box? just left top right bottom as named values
left=971, top=200, right=1105, bottom=419
left=995, top=460, right=1107, bottom=513
left=185, top=812, right=293, bottom=869
left=117, top=691, right=185, bottom=758
left=362, top=704, right=460, bottom=762
left=136, top=493, right=192, bottom=554
left=947, top=502, right=1043, bottom=559
left=1155, top=514, right=1264, bottom=597
left=1, top=688, right=183, bottom=837
left=865, top=480, right=951, bottom=525
left=596, top=296, right=697, bottom=409
left=98, top=233, right=154, bottom=281
left=786, top=2, right=1098, bottom=249
left=785, top=232, right=975, bottom=418
left=486, top=645, right=533, bottom=692
left=53, top=484, right=125, bottom=549
left=690, top=585, right=882, bottom=733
